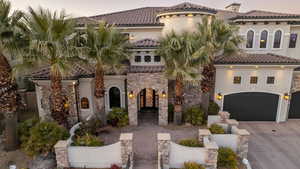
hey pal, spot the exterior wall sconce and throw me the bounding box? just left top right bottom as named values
left=217, top=93, right=223, bottom=100
left=128, top=91, right=134, bottom=99
left=162, top=91, right=167, bottom=98
left=283, top=93, right=290, bottom=100
left=187, top=14, right=194, bottom=17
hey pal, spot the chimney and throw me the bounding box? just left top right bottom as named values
left=225, top=3, right=241, bottom=12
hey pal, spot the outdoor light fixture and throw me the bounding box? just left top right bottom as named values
left=128, top=91, right=134, bottom=99
left=217, top=93, right=223, bottom=100
left=162, top=91, right=167, bottom=98
left=187, top=13, right=194, bottom=17
left=283, top=93, right=290, bottom=100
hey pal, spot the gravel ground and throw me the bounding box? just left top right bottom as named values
left=0, top=143, right=32, bottom=168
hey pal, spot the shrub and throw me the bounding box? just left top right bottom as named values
left=179, top=139, right=203, bottom=147
left=75, top=118, right=102, bottom=136
left=110, top=164, right=122, bottom=169
left=107, top=108, right=129, bottom=127
left=184, top=106, right=205, bottom=126
left=209, top=124, right=226, bottom=134
left=208, top=101, right=220, bottom=115
left=217, top=147, right=238, bottom=169
left=18, top=118, right=39, bottom=143
left=182, top=162, right=205, bottom=169
left=21, top=122, right=69, bottom=156
left=72, top=133, right=104, bottom=147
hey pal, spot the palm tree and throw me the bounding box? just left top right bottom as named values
left=83, top=23, right=129, bottom=123
left=157, top=31, right=208, bottom=124
left=19, top=7, right=84, bottom=127
left=194, top=16, right=243, bottom=112
left=0, top=0, right=26, bottom=151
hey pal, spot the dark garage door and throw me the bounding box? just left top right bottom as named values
left=289, top=91, right=300, bottom=118
left=223, top=92, right=279, bottom=121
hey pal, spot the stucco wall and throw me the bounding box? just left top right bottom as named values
left=78, top=78, right=95, bottom=120
left=214, top=65, right=295, bottom=122
left=287, top=26, right=300, bottom=59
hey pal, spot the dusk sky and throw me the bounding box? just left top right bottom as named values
left=10, top=0, right=300, bottom=17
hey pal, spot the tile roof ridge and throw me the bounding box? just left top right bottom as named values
left=243, top=9, right=300, bottom=16
left=89, top=7, right=164, bottom=18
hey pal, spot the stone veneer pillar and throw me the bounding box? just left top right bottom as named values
left=120, top=133, right=133, bottom=168
left=157, top=133, right=171, bottom=169
left=232, top=126, right=250, bottom=159
left=54, top=140, right=69, bottom=169
left=199, top=129, right=218, bottom=169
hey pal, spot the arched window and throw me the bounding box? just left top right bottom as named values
left=260, top=30, right=268, bottom=48
left=273, top=30, right=282, bottom=48
left=81, top=97, right=89, bottom=109
left=109, top=87, right=121, bottom=108
left=246, top=30, right=254, bottom=48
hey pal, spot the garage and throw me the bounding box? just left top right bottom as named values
left=289, top=91, right=300, bottom=118
left=223, top=92, right=279, bottom=121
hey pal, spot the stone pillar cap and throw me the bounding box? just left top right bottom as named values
left=157, top=133, right=171, bottom=140
left=204, top=141, right=219, bottom=150
left=54, top=140, right=68, bottom=148
left=120, top=133, right=133, bottom=140
left=199, top=129, right=212, bottom=136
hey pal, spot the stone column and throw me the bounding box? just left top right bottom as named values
left=159, top=92, right=168, bottom=126
left=204, top=141, right=219, bottom=169
left=120, top=133, right=133, bottom=168
left=157, top=133, right=171, bottom=169
left=54, top=141, right=69, bottom=169
left=198, top=129, right=212, bottom=144
left=233, top=127, right=250, bottom=159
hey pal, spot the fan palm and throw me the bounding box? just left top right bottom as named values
left=0, top=0, right=27, bottom=151
left=18, top=7, right=84, bottom=127
left=194, top=16, right=243, bottom=112
left=83, top=23, right=129, bottom=122
left=157, top=31, right=208, bottom=124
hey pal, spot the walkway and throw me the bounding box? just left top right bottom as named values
left=240, top=120, right=300, bottom=169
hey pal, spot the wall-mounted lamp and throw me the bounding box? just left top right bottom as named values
left=72, top=81, right=76, bottom=85
left=283, top=93, right=290, bottom=100
left=187, top=13, right=194, bottom=17
left=217, top=93, right=223, bottom=100
left=128, top=91, right=134, bottom=99
left=162, top=91, right=167, bottom=98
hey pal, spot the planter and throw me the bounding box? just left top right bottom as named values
left=207, top=115, right=220, bottom=127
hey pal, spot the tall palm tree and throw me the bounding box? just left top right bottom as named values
left=157, top=31, right=208, bottom=124
left=19, top=7, right=84, bottom=127
left=194, top=16, right=243, bottom=112
left=0, top=0, right=26, bottom=151
left=83, top=23, right=129, bottom=123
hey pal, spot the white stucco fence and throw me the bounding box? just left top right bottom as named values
left=210, top=134, right=239, bottom=152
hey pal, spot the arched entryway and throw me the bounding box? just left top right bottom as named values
left=137, top=88, right=159, bottom=125
left=109, top=87, right=121, bottom=109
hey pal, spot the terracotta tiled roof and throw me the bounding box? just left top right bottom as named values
left=31, top=64, right=94, bottom=80
left=129, top=66, right=165, bottom=73
left=88, top=7, right=164, bottom=27
left=231, top=10, right=300, bottom=20
left=131, top=39, right=159, bottom=48
left=158, top=2, right=217, bottom=14
left=215, top=53, right=300, bottom=65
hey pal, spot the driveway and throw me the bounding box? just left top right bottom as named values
left=240, top=120, right=300, bottom=169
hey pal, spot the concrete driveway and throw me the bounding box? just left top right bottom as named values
left=240, top=120, right=300, bottom=169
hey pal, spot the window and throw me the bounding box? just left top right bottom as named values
left=250, top=76, right=258, bottom=84
left=246, top=30, right=254, bottom=48
left=154, top=56, right=161, bottom=62
left=135, top=55, right=141, bottom=62
left=260, top=30, right=268, bottom=48
left=267, top=76, right=275, bottom=84
left=80, top=97, right=89, bottom=109
left=289, top=33, right=298, bottom=48
left=273, top=30, right=282, bottom=48
left=233, top=76, right=242, bottom=84
left=109, top=87, right=121, bottom=108
left=144, top=55, right=151, bottom=62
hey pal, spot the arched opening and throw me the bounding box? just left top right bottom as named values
left=260, top=30, right=268, bottom=48
left=81, top=97, right=90, bottom=109
left=246, top=30, right=254, bottom=48
left=273, top=30, right=282, bottom=48
left=109, top=87, right=121, bottom=109
left=137, top=88, right=159, bottom=124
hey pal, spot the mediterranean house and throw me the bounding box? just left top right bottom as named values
left=30, top=2, right=300, bottom=125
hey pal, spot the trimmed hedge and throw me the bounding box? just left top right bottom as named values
left=184, top=106, right=205, bottom=126
left=209, top=124, right=226, bottom=134
left=217, top=147, right=238, bottom=169
left=182, top=162, right=205, bottom=169
left=107, top=108, right=129, bottom=127
left=208, top=101, right=220, bottom=115
left=179, top=139, right=203, bottom=147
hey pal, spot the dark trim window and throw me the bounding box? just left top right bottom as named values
left=260, top=30, right=268, bottom=48
left=134, top=55, right=141, bottom=62
left=250, top=76, right=258, bottom=84
left=144, top=55, right=151, bottom=62
left=273, top=30, right=282, bottom=48
left=80, top=97, right=89, bottom=109
left=289, top=33, right=298, bottom=48
left=109, top=87, right=121, bottom=108
left=267, top=76, right=275, bottom=84
left=246, top=30, right=254, bottom=48
left=154, top=56, right=161, bottom=62
left=233, top=76, right=242, bottom=84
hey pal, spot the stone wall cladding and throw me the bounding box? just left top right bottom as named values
left=157, top=133, right=171, bottom=169
left=54, top=141, right=69, bottom=169
left=127, top=73, right=168, bottom=125
left=120, top=133, right=133, bottom=168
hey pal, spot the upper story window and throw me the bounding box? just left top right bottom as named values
left=289, top=33, right=298, bottom=48
left=144, top=55, right=151, bottom=62
left=135, top=55, right=141, bottom=62
left=267, top=76, right=275, bottom=84
left=273, top=30, right=282, bottom=48
left=260, top=30, right=268, bottom=48
left=154, top=56, right=161, bottom=62
left=250, top=76, right=258, bottom=84
left=233, top=76, right=242, bottom=84
left=81, top=97, right=90, bottom=109
left=246, top=30, right=254, bottom=48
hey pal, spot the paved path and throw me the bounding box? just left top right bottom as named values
left=240, top=120, right=300, bottom=169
